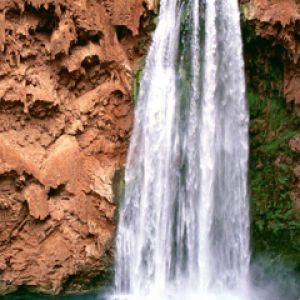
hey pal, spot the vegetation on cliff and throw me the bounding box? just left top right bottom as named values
left=241, top=8, right=300, bottom=273
left=0, top=0, right=299, bottom=296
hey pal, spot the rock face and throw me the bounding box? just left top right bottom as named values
left=242, top=0, right=300, bottom=272
left=0, top=0, right=155, bottom=295
left=243, top=0, right=300, bottom=114
left=243, top=0, right=300, bottom=216
left=0, top=0, right=297, bottom=295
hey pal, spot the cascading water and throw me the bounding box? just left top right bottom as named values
left=114, top=0, right=250, bottom=299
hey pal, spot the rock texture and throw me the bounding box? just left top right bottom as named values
left=0, top=0, right=297, bottom=295
left=242, top=0, right=300, bottom=216
left=0, top=0, right=155, bottom=295
left=243, top=0, right=300, bottom=114
left=242, top=0, right=300, bottom=269
left=290, top=135, right=300, bottom=210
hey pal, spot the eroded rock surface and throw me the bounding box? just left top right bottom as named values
left=242, top=0, right=300, bottom=223
left=242, top=0, right=300, bottom=268
left=0, top=0, right=154, bottom=295
left=243, top=0, right=300, bottom=114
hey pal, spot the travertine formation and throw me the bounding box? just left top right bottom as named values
left=243, top=0, right=300, bottom=216
left=0, top=0, right=298, bottom=296
left=244, top=0, right=300, bottom=114
left=0, top=0, right=154, bottom=295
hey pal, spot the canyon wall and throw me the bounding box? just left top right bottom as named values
left=243, top=0, right=300, bottom=114
left=241, top=0, right=300, bottom=273
left=0, top=0, right=299, bottom=296
left=0, top=0, right=155, bottom=295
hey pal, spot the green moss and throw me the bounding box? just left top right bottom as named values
left=242, top=12, right=300, bottom=272
left=112, top=167, right=126, bottom=209
left=248, top=90, right=300, bottom=268
left=132, top=58, right=145, bottom=105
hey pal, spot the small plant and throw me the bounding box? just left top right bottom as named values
left=132, top=58, right=145, bottom=105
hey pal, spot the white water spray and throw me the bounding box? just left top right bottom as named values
left=114, top=0, right=250, bottom=299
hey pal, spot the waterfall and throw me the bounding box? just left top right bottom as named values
left=114, top=0, right=250, bottom=298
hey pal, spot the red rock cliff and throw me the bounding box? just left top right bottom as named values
left=0, top=0, right=154, bottom=295
left=0, top=0, right=298, bottom=296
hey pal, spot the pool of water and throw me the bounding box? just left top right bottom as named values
left=2, top=260, right=300, bottom=300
